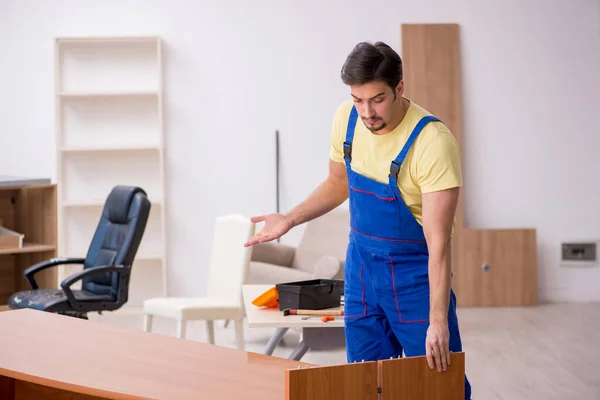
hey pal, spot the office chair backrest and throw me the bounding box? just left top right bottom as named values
left=82, top=186, right=151, bottom=299
left=206, top=215, right=255, bottom=305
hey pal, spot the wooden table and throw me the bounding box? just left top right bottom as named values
left=242, top=285, right=346, bottom=360
left=0, top=308, right=311, bottom=399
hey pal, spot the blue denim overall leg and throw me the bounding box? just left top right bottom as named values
left=342, top=106, right=472, bottom=399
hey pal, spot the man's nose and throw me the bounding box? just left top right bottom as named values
left=362, top=103, right=375, bottom=118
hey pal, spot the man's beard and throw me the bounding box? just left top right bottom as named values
left=363, top=118, right=387, bottom=133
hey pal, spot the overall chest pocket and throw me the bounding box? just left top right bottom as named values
left=348, top=185, right=402, bottom=240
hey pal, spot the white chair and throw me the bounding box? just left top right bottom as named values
left=142, top=214, right=255, bottom=350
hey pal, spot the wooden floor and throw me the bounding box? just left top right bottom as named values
left=85, top=302, right=598, bottom=400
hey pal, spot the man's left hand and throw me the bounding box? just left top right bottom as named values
left=426, top=320, right=451, bottom=372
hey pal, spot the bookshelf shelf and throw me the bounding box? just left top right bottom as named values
left=63, top=200, right=162, bottom=208
left=57, top=91, right=159, bottom=98
left=0, top=243, right=56, bottom=256
left=60, top=145, right=161, bottom=153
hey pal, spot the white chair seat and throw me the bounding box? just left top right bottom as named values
left=143, top=297, right=243, bottom=321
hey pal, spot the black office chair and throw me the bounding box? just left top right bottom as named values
left=8, top=185, right=151, bottom=319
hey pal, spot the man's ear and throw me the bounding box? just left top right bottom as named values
left=396, top=80, right=404, bottom=98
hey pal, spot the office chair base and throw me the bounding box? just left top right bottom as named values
left=57, top=311, right=88, bottom=320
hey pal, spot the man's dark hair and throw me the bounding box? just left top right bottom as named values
left=340, top=41, right=403, bottom=90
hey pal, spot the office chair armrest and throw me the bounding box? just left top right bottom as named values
left=24, top=257, right=86, bottom=290
left=60, top=265, right=130, bottom=311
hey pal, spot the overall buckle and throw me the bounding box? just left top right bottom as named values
left=343, top=141, right=352, bottom=161
left=389, top=161, right=400, bottom=180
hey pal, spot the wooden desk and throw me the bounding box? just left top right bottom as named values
left=0, top=309, right=311, bottom=399
left=0, top=308, right=466, bottom=400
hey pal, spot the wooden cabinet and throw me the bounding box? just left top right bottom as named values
left=0, top=180, right=57, bottom=307
left=454, top=229, right=538, bottom=307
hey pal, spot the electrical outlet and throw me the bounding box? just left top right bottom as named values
left=561, top=242, right=597, bottom=265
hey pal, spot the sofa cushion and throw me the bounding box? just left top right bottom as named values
left=248, top=261, right=314, bottom=285
left=251, top=241, right=295, bottom=267
left=292, top=207, right=350, bottom=274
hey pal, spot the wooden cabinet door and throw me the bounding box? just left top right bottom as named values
left=286, top=362, right=378, bottom=400
left=454, top=228, right=537, bottom=307
left=379, top=353, right=465, bottom=400
left=286, top=354, right=465, bottom=400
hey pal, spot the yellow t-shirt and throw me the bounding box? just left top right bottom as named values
left=330, top=98, right=462, bottom=227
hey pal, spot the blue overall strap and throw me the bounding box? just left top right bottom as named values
left=343, top=106, right=359, bottom=162
left=389, top=115, right=441, bottom=180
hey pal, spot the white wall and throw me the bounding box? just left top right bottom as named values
left=1, top=0, right=599, bottom=302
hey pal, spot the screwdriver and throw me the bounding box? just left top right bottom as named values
left=300, top=315, right=336, bottom=322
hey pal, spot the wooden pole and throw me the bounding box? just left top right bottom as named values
left=275, top=130, right=281, bottom=242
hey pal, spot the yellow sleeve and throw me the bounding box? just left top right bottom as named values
left=416, top=127, right=463, bottom=193
left=329, top=102, right=349, bottom=163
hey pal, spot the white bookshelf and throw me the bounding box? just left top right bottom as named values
left=55, top=36, right=167, bottom=314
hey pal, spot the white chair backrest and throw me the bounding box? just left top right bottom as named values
left=206, top=214, right=255, bottom=305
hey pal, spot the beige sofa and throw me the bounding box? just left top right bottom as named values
left=247, top=207, right=350, bottom=284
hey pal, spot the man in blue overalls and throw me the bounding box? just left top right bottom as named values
left=245, top=41, right=472, bottom=399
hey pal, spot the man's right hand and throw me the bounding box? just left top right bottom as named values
left=244, top=213, right=294, bottom=247
left=244, top=160, right=348, bottom=247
